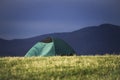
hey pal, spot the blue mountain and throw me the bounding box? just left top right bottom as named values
left=0, top=24, right=120, bottom=56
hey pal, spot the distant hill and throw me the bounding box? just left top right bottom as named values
left=0, top=24, right=120, bottom=56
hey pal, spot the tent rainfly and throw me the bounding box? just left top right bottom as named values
left=25, top=37, right=75, bottom=57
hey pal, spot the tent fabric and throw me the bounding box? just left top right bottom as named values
left=25, top=42, right=55, bottom=57
left=53, top=38, right=75, bottom=56
left=25, top=37, right=75, bottom=57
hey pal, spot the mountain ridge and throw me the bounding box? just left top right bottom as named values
left=0, top=23, right=120, bottom=56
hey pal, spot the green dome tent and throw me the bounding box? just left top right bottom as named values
left=25, top=37, right=75, bottom=57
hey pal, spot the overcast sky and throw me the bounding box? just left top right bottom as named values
left=0, top=0, right=120, bottom=39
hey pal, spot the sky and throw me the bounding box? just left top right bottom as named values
left=0, top=0, right=120, bottom=40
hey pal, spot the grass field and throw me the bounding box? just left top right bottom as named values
left=0, top=55, right=120, bottom=80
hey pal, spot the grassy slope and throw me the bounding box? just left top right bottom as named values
left=0, top=55, right=120, bottom=80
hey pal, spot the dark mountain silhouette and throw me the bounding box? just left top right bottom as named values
left=0, top=23, right=120, bottom=56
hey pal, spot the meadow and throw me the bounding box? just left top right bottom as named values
left=0, top=55, right=120, bottom=80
